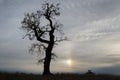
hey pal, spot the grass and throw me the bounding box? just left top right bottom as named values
left=0, top=72, right=120, bottom=80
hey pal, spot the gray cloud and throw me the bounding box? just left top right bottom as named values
left=94, top=64, right=120, bottom=74
left=0, top=0, right=120, bottom=74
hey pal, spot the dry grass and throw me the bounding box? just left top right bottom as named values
left=0, top=72, right=120, bottom=80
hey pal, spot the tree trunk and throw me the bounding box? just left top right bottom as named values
left=43, top=55, right=51, bottom=75
left=43, top=21, right=55, bottom=75
left=43, top=43, right=54, bottom=75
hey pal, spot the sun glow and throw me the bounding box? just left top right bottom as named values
left=66, top=59, right=72, bottom=66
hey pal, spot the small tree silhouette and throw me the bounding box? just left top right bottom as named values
left=21, top=2, right=66, bottom=75
left=85, top=70, right=95, bottom=75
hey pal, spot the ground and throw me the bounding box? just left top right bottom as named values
left=0, top=72, right=120, bottom=80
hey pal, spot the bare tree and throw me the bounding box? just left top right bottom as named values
left=21, top=2, right=66, bottom=75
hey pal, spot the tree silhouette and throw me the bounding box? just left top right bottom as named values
left=21, top=2, right=66, bottom=75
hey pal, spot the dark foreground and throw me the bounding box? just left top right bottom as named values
left=0, top=72, right=120, bottom=80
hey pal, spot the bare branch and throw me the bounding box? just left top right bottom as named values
left=51, top=53, right=58, bottom=60
left=33, top=28, right=49, bottom=44
left=42, top=2, right=60, bottom=30
left=43, top=2, right=60, bottom=18
left=21, top=11, right=50, bottom=44
left=38, top=58, right=45, bottom=64
left=29, top=43, right=47, bottom=56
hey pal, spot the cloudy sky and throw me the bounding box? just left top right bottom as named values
left=1, top=0, right=120, bottom=74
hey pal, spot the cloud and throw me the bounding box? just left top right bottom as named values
left=94, top=64, right=120, bottom=74
left=0, top=0, right=120, bottom=74
left=72, top=14, right=120, bottom=41
left=67, top=13, right=120, bottom=73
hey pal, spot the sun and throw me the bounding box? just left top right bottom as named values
left=66, top=59, right=72, bottom=66
left=63, top=59, right=73, bottom=67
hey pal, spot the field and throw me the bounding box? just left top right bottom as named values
left=0, top=72, right=120, bottom=80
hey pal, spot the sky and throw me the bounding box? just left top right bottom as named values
left=1, top=0, right=120, bottom=74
